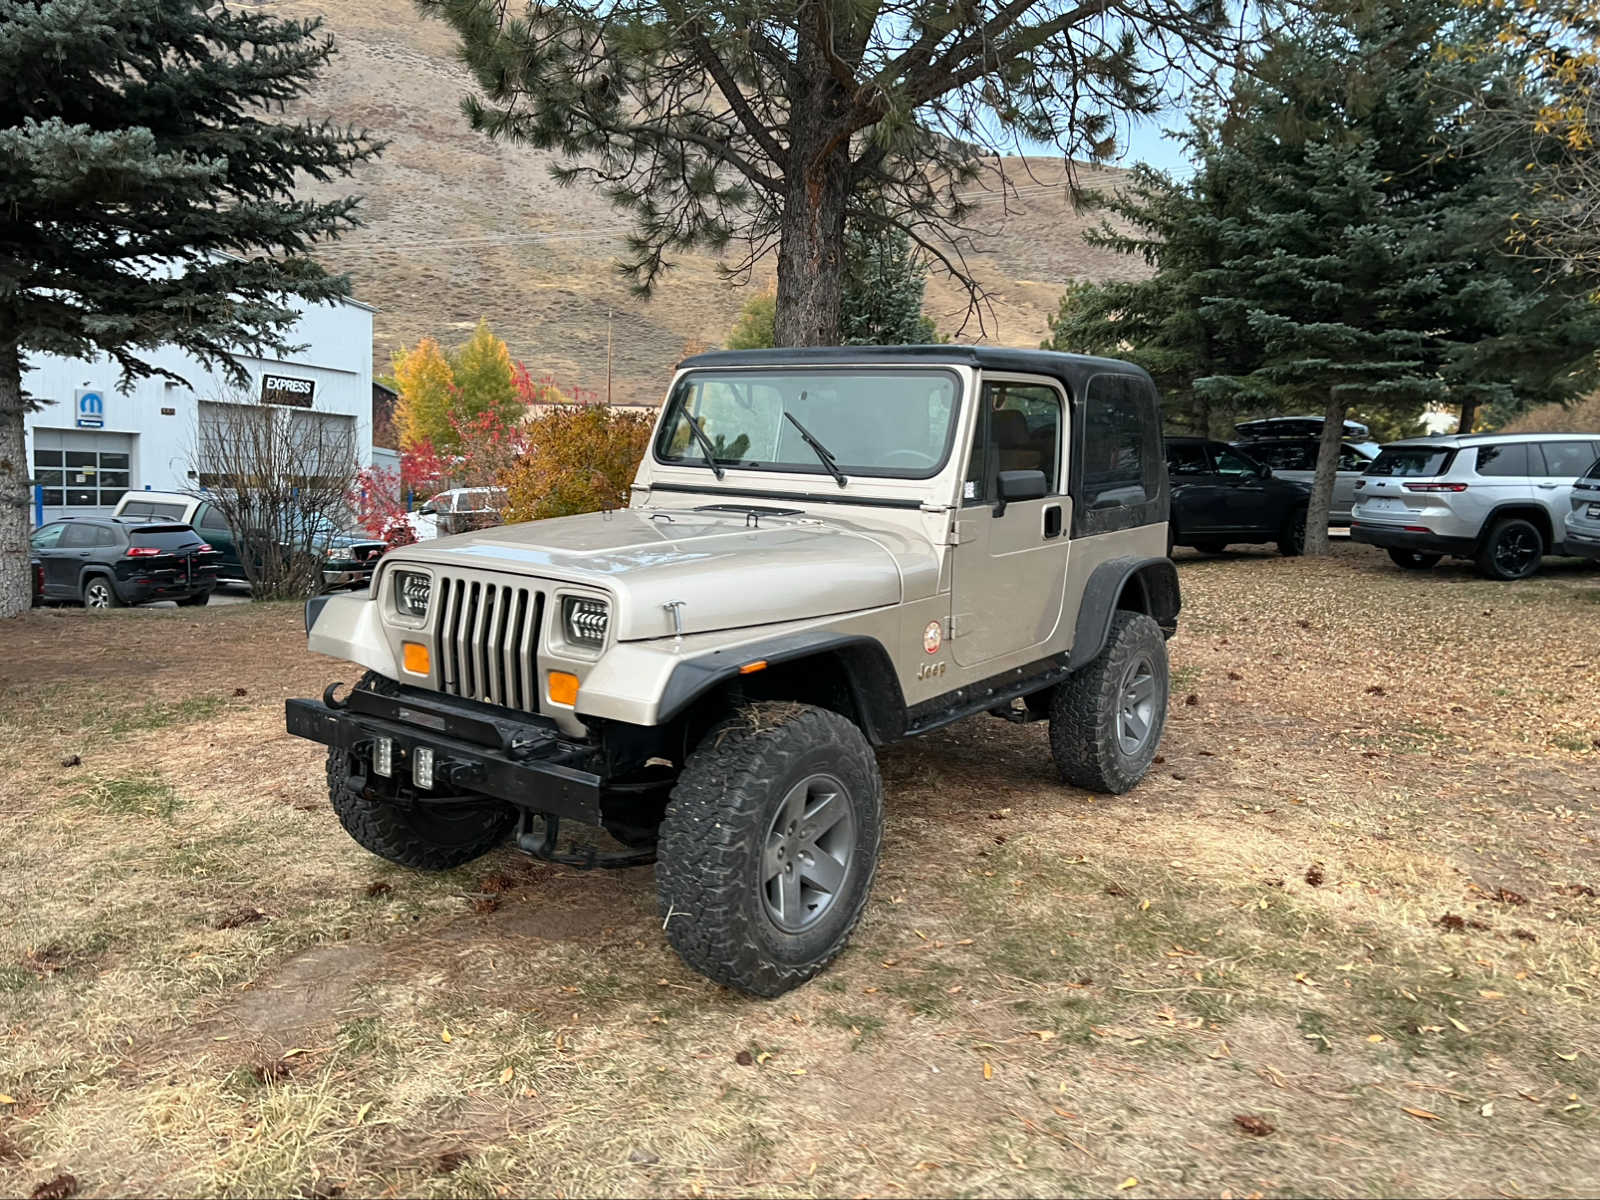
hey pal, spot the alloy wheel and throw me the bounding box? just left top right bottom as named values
left=1494, top=528, right=1538, bottom=576
left=84, top=581, right=112, bottom=608
left=1116, top=655, right=1159, bottom=756
left=762, top=774, right=856, bottom=934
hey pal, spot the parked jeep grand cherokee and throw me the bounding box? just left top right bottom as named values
left=1351, top=433, right=1600, bottom=579
left=286, top=348, right=1180, bottom=995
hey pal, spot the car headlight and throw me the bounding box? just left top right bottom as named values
left=395, top=570, right=431, bottom=619
left=562, top=596, right=609, bottom=647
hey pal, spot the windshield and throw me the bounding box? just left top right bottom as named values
left=655, top=368, right=961, bottom=479
left=1367, top=447, right=1453, bottom=477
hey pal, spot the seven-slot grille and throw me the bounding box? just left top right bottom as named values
left=433, top=573, right=544, bottom=712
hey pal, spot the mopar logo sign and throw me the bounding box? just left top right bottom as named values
left=261, top=373, right=315, bottom=408
left=75, top=389, right=105, bottom=429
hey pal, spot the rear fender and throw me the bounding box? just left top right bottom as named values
left=1066, top=556, right=1181, bottom=671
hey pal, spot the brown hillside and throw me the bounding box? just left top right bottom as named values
left=274, top=0, right=1146, bottom=406
left=1500, top=392, right=1600, bottom=434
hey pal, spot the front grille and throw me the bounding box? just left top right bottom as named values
left=433, top=573, right=544, bottom=712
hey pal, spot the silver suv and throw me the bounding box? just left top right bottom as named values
left=1351, top=432, right=1600, bottom=579
left=284, top=347, right=1180, bottom=995
left=1566, top=453, right=1600, bottom=560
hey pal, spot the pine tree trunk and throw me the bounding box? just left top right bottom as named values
left=1457, top=396, right=1478, bottom=435
left=0, top=343, right=31, bottom=619
left=1303, top=393, right=1347, bottom=556
left=773, top=53, right=850, bottom=347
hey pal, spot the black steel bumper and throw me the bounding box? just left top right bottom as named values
left=285, top=684, right=603, bottom=824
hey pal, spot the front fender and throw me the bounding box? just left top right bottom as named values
left=306, top=593, right=399, bottom=679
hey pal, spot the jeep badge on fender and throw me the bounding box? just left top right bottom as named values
left=285, top=347, right=1179, bottom=996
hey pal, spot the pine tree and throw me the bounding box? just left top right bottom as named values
left=840, top=227, right=938, bottom=345
left=0, top=0, right=379, bottom=617
left=418, top=0, right=1255, bottom=346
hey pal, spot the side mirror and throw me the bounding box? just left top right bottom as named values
left=418, top=503, right=436, bottom=516
left=1257, top=462, right=1273, bottom=479
left=995, top=469, right=1048, bottom=516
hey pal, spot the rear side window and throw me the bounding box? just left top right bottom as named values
left=1075, top=374, right=1165, bottom=536
left=198, top=504, right=231, bottom=533
left=1338, top=445, right=1373, bottom=471
left=1165, top=442, right=1209, bottom=474
left=1475, top=443, right=1530, bottom=477
left=60, top=523, right=98, bottom=548
left=1368, top=447, right=1452, bottom=477
left=1248, top=441, right=1315, bottom=471
left=130, top=526, right=203, bottom=551
left=1537, top=441, right=1597, bottom=478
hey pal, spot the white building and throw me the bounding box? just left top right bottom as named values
left=24, top=293, right=375, bottom=526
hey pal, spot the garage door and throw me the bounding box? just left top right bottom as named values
left=32, top=429, right=136, bottom=523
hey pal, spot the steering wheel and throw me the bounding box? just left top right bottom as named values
left=881, top=449, right=936, bottom=468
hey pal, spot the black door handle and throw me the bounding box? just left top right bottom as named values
left=1043, top=504, right=1062, bottom=539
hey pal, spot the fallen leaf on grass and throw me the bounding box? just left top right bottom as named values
left=0, top=1094, right=16, bottom=1105
left=1555, top=1051, right=1579, bottom=1062
left=363, top=881, right=393, bottom=898
left=213, top=907, right=265, bottom=930
left=1184, top=694, right=1199, bottom=707
left=499, top=1066, right=514, bottom=1084
left=1514, top=929, right=1537, bottom=942
left=1491, top=887, right=1527, bottom=906
left=440, top=1028, right=453, bottom=1044
left=1367, top=1034, right=1385, bottom=1043
left=251, top=1060, right=290, bottom=1084
left=734, top=1050, right=754, bottom=1066
left=435, top=1150, right=469, bottom=1174
left=1233, top=1114, right=1275, bottom=1136
left=29, top=1175, right=78, bottom=1200
left=1448, top=1017, right=1470, bottom=1034
left=1031, top=1030, right=1057, bottom=1042
left=59, top=755, right=81, bottom=768
left=1305, top=864, right=1325, bottom=887
left=1402, top=1106, right=1442, bottom=1122
left=1480, top=1102, right=1494, bottom=1117
left=1119, top=1177, right=1139, bottom=1191
left=983, top=1061, right=993, bottom=1080
left=1365, top=685, right=1386, bottom=696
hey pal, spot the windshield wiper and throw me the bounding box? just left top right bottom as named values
left=680, top=410, right=725, bottom=480
left=783, top=410, right=848, bottom=488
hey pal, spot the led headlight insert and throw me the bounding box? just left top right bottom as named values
left=395, top=570, right=432, bottom=619
left=562, top=596, right=610, bottom=647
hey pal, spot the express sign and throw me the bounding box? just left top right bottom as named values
left=261, top=374, right=315, bottom=408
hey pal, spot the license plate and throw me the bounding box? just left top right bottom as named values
left=1589, top=503, right=1600, bottom=519
left=1364, top=497, right=1401, bottom=511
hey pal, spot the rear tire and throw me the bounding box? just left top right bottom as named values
left=1387, top=548, right=1441, bottom=571
left=1475, top=517, right=1543, bottom=581
left=656, top=703, right=883, bottom=997
left=1277, top=507, right=1307, bottom=557
left=1049, top=612, right=1169, bottom=795
left=325, top=747, right=515, bottom=871
left=82, top=575, right=122, bottom=609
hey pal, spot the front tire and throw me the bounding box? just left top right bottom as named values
left=1050, top=612, right=1169, bottom=795
left=656, top=703, right=884, bottom=997
left=1476, top=518, right=1543, bottom=581
left=1388, top=548, right=1442, bottom=571
left=325, top=747, right=515, bottom=870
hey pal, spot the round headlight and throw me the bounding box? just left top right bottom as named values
left=395, top=570, right=431, bottom=619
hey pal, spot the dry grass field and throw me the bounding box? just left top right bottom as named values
left=2, top=545, right=1598, bottom=1198
left=264, top=0, right=1147, bottom=403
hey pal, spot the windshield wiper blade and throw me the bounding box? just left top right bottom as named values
left=783, top=411, right=848, bottom=488
left=680, top=410, right=725, bottom=480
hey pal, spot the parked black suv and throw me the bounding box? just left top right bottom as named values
left=1165, top=437, right=1311, bottom=556
left=29, top=518, right=221, bottom=608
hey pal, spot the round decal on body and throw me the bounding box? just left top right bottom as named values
left=923, top=620, right=943, bottom=655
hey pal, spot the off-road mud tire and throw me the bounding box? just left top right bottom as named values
left=1049, top=611, right=1169, bottom=795
left=326, top=748, right=515, bottom=870
left=656, top=703, right=884, bottom=997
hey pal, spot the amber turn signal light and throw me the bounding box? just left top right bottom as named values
left=547, top=670, right=580, bottom=707
left=402, top=642, right=431, bottom=676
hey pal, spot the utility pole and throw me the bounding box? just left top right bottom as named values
left=606, top=307, right=613, bottom=406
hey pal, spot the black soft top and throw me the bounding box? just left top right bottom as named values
left=677, top=345, right=1155, bottom=396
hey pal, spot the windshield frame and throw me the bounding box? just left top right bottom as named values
left=651, top=365, right=965, bottom=482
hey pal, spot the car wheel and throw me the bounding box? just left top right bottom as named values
left=326, top=746, right=515, bottom=870
left=1475, top=518, right=1543, bottom=581
left=1049, top=612, right=1169, bottom=795
left=656, top=702, right=884, bottom=997
left=1277, top=507, right=1307, bottom=557
left=1193, top=539, right=1228, bottom=554
left=1387, top=548, right=1442, bottom=571
left=82, top=576, right=122, bottom=609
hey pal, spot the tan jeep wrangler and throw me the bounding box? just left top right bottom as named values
left=287, top=347, right=1179, bottom=995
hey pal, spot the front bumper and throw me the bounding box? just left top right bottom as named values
left=1349, top=522, right=1476, bottom=556
left=286, top=683, right=603, bottom=824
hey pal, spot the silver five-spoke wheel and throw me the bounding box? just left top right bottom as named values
left=763, top=773, right=855, bottom=933
left=1116, top=655, right=1158, bottom=755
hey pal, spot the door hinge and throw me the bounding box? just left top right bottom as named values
left=944, top=520, right=979, bottom=546
left=948, top=612, right=974, bottom=637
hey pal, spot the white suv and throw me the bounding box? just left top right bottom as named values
left=1350, top=432, right=1600, bottom=580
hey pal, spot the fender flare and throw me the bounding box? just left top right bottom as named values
left=656, top=631, right=907, bottom=744
left=1065, top=556, right=1181, bottom=671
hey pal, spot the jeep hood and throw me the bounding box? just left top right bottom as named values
left=386, top=508, right=922, bottom=640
